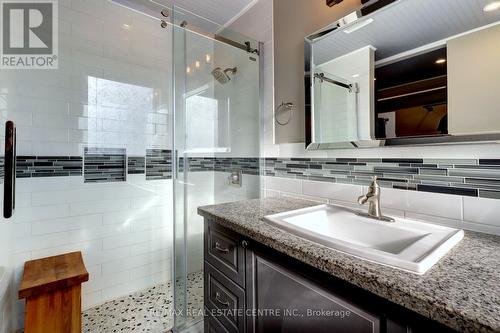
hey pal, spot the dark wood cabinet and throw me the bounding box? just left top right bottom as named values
left=203, top=219, right=457, bottom=333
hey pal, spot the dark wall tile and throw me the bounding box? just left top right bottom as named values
left=479, top=159, right=500, bottom=165
left=382, top=158, right=424, bottom=164
left=417, top=185, right=478, bottom=197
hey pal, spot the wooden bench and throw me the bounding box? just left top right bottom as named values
left=19, top=252, right=89, bottom=333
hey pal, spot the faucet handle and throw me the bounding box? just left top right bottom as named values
left=368, top=176, right=380, bottom=189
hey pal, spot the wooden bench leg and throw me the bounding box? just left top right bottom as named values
left=24, top=285, right=82, bottom=333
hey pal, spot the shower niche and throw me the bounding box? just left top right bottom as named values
left=185, top=93, right=231, bottom=153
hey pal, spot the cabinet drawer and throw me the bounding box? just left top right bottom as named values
left=205, top=220, right=245, bottom=286
left=205, top=262, right=245, bottom=333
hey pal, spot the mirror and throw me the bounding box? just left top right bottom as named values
left=305, top=0, right=500, bottom=149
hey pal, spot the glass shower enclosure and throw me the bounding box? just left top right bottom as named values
left=0, top=1, right=260, bottom=333
left=171, top=7, right=261, bottom=332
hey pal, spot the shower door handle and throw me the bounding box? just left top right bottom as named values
left=4, top=121, right=16, bottom=219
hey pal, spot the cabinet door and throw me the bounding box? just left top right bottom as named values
left=246, top=250, right=380, bottom=333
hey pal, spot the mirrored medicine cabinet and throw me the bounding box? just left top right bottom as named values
left=305, top=0, right=500, bottom=149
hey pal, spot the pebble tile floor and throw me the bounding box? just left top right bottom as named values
left=83, top=271, right=204, bottom=333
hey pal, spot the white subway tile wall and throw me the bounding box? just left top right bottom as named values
left=1, top=1, right=171, bottom=157
left=9, top=175, right=172, bottom=327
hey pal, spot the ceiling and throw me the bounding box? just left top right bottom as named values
left=314, top=0, right=500, bottom=64
left=111, top=0, right=255, bottom=33
left=161, top=0, right=255, bottom=26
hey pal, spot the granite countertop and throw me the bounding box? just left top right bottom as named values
left=198, top=197, right=500, bottom=333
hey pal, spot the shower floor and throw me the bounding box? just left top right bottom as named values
left=83, top=271, right=204, bottom=333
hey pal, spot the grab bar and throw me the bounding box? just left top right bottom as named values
left=4, top=121, right=16, bottom=219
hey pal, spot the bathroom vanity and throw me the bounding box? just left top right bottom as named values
left=199, top=198, right=500, bottom=333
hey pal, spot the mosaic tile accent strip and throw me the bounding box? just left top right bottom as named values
left=8, top=153, right=500, bottom=200
left=263, top=157, right=500, bottom=198
left=185, top=157, right=260, bottom=175
left=3, top=153, right=259, bottom=181
left=128, top=156, right=145, bottom=174
left=16, top=156, right=82, bottom=178
left=146, top=149, right=172, bottom=180
left=84, top=148, right=126, bottom=183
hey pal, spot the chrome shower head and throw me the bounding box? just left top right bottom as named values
left=211, top=67, right=237, bottom=84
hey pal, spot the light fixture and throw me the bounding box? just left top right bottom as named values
left=122, top=23, right=131, bottom=30
left=186, top=66, right=191, bottom=74
left=352, top=74, right=360, bottom=78
left=343, top=18, right=374, bottom=34
left=205, top=54, right=211, bottom=63
left=483, top=1, right=500, bottom=12
left=435, top=58, right=446, bottom=64
left=195, top=61, right=200, bottom=68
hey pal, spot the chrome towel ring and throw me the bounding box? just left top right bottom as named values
left=275, top=101, right=294, bottom=126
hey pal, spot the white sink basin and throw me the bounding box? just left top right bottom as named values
left=263, top=204, right=464, bottom=274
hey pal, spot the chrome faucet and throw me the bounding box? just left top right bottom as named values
left=357, top=176, right=395, bottom=222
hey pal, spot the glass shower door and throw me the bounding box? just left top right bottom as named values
left=171, top=11, right=261, bottom=331
left=1, top=1, right=175, bottom=332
